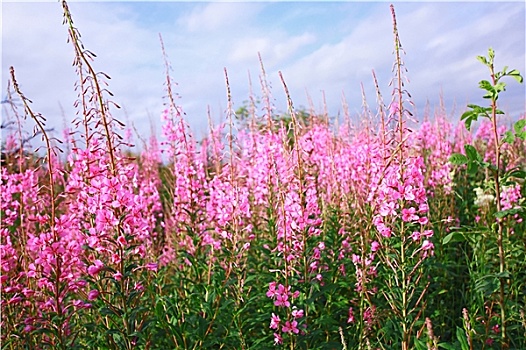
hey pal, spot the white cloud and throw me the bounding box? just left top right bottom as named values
left=179, top=3, right=263, bottom=33
left=268, top=5, right=394, bottom=115
left=2, top=3, right=77, bottom=129
left=396, top=2, right=525, bottom=116
left=228, top=32, right=316, bottom=66
left=269, top=2, right=525, bottom=120
left=2, top=2, right=170, bottom=143
left=2, top=1, right=524, bottom=153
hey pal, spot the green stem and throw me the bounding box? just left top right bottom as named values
left=400, top=222, right=409, bottom=350
left=489, top=64, right=507, bottom=348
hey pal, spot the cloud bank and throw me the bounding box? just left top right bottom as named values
left=2, top=1, right=524, bottom=147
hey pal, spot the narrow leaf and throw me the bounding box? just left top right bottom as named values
left=456, top=327, right=470, bottom=350
left=494, top=271, right=511, bottom=279
left=508, top=170, right=526, bottom=179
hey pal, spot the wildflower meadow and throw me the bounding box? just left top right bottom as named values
left=1, top=2, right=525, bottom=349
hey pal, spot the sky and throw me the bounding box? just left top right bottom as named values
left=1, top=1, right=525, bottom=148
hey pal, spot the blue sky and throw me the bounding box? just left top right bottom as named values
left=2, top=1, right=525, bottom=146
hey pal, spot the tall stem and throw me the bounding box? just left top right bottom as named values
left=62, top=0, right=117, bottom=175
left=391, top=6, right=410, bottom=348
left=10, top=66, right=68, bottom=349
left=489, top=64, right=507, bottom=348
left=400, top=224, right=408, bottom=350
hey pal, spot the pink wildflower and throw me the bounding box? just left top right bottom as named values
left=87, top=289, right=99, bottom=301
left=273, top=332, right=283, bottom=345
left=113, top=271, right=123, bottom=281
left=270, top=313, right=280, bottom=329
left=146, top=262, right=158, bottom=272
left=266, top=282, right=277, bottom=298
left=292, top=308, right=304, bottom=319
left=134, top=282, right=144, bottom=292
left=401, top=207, right=419, bottom=222
left=422, top=240, right=433, bottom=250
left=282, top=320, right=299, bottom=334
left=87, top=259, right=104, bottom=277
left=275, top=292, right=290, bottom=308
left=117, top=235, right=127, bottom=247
left=492, top=324, right=500, bottom=333
left=418, top=216, right=429, bottom=225
left=347, top=307, right=355, bottom=323
left=111, top=253, right=121, bottom=265
left=411, top=231, right=421, bottom=241
left=422, top=230, right=434, bottom=238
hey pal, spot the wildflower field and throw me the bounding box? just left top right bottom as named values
left=1, top=2, right=525, bottom=349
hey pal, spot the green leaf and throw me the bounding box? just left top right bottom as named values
left=466, top=103, right=481, bottom=110
left=456, top=327, right=470, bottom=350
left=484, top=162, right=497, bottom=171
left=488, top=47, right=495, bottom=60
left=503, top=131, right=515, bottom=144
left=105, top=329, right=123, bottom=336
left=100, top=307, right=122, bottom=317
left=514, top=119, right=526, bottom=136
left=495, top=207, right=523, bottom=218
left=508, top=169, right=526, bottom=179
left=31, top=327, right=56, bottom=336
left=449, top=153, right=468, bottom=165
left=443, top=232, right=465, bottom=245
left=507, top=69, right=524, bottom=83
left=476, top=55, right=488, bottom=66
left=461, top=105, right=492, bottom=130
left=464, top=144, right=481, bottom=162
left=494, top=81, right=506, bottom=93
left=467, top=161, right=479, bottom=175
left=460, top=110, right=476, bottom=121
left=460, top=111, right=478, bottom=131
left=414, top=339, right=427, bottom=350
left=474, top=275, right=499, bottom=296
left=478, top=80, right=494, bottom=92
left=494, top=271, right=511, bottom=279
